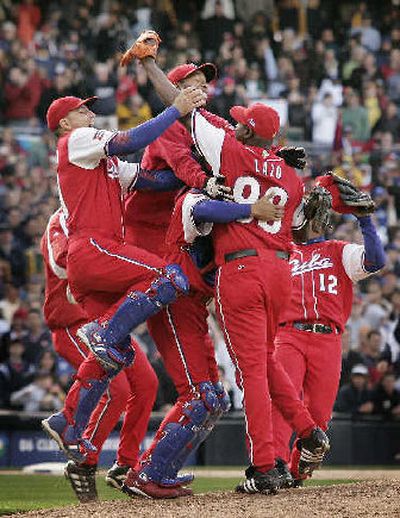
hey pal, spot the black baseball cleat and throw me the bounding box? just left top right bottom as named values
left=275, top=458, right=294, bottom=488
left=64, top=460, right=98, bottom=503
left=235, top=465, right=284, bottom=495
left=105, top=461, right=130, bottom=490
left=298, top=427, right=330, bottom=476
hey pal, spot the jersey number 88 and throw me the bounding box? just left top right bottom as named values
left=233, top=176, right=288, bottom=234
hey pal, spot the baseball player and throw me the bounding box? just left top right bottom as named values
left=123, top=189, right=285, bottom=499
left=41, top=209, right=158, bottom=502
left=41, top=90, right=205, bottom=456
left=122, top=31, right=330, bottom=495
left=272, top=175, right=385, bottom=481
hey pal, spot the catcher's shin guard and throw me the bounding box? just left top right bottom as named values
left=79, top=265, right=189, bottom=368
left=167, top=382, right=231, bottom=477
left=43, top=371, right=117, bottom=461
left=138, top=382, right=220, bottom=486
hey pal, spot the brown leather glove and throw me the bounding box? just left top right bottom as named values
left=120, top=30, right=162, bottom=66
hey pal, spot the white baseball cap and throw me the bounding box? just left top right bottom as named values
left=351, top=364, right=369, bottom=376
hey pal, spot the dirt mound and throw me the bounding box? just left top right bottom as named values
left=10, top=480, right=400, bottom=518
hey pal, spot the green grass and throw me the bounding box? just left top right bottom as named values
left=0, top=474, right=355, bottom=516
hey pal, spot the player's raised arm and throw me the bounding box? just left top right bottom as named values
left=107, top=87, right=205, bottom=155
left=342, top=215, right=386, bottom=282
left=120, top=30, right=181, bottom=107
left=314, top=172, right=386, bottom=281
left=46, top=90, right=205, bottom=162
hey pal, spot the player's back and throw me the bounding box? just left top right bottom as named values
left=282, top=239, right=354, bottom=332
left=213, top=139, right=303, bottom=265
left=124, top=122, right=187, bottom=256
left=41, top=210, right=87, bottom=330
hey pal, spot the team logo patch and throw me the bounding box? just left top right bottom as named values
left=290, top=253, right=333, bottom=276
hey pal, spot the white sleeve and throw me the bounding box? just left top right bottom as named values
left=191, top=110, right=226, bottom=176
left=342, top=243, right=371, bottom=282
left=116, top=158, right=140, bottom=194
left=182, top=193, right=213, bottom=244
left=292, top=199, right=306, bottom=230
left=68, top=127, right=116, bottom=169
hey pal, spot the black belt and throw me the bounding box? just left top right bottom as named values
left=224, top=249, right=289, bottom=263
left=281, top=321, right=337, bottom=334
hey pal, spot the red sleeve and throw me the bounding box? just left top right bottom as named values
left=143, top=124, right=208, bottom=189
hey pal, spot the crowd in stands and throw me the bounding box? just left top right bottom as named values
left=0, top=0, right=399, bottom=419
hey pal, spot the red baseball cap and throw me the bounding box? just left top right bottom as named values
left=229, top=103, right=280, bottom=140
left=46, top=96, right=98, bottom=131
left=167, top=63, right=217, bottom=85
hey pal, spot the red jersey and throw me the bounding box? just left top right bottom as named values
left=191, top=111, right=304, bottom=265
left=124, top=110, right=232, bottom=256
left=281, top=239, right=371, bottom=332
left=41, top=210, right=87, bottom=330
left=165, top=190, right=214, bottom=297
left=56, top=127, right=139, bottom=241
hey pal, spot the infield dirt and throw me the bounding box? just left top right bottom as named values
left=8, top=479, right=400, bottom=518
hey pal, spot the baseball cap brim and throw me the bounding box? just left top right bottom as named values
left=76, top=96, right=98, bottom=110
left=197, top=63, right=217, bottom=83
left=229, top=105, right=248, bottom=125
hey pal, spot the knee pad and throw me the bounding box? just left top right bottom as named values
left=214, top=381, right=232, bottom=413
left=197, top=381, right=220, bottom=413
left=147, top=264, right=189, bottom=306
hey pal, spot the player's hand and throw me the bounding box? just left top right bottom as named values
left=173, top=86, right=207, bottom=116
left=276, top=146, right=307, bottom=169
left=251, top=192, right=284, bottom=221
left=120, top=30, right=162, bottom=66
left=203, top=175, right=233, bottom=201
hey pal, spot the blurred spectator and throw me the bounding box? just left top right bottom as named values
left=200, top=1, right=234, bottom=60
left=0, top=283, right=22, bottom=325
left=351, top=13, right=381, bottom=53
left=10, top=372, right=64, bottom=412
left=360, top=329, right=391, bottom=385
left=311, top=93, right=338, bottom=146
left=342, top=90, right=370, bottom=142
left=363, top=279, right=390, bottom=329
left=334, top=364, right=374, bottom=415
left=372, top=373, right=400, bottom=419
left=208, top=78, right=245, bottom=123
left=341, top=326, right=365, bottom=386
left=88, top=63, right=118, bottom=130
left=373, top=101, right=400, bottom=142
left=117, top=94, right=152, bottom=130
left=0, top=338, right=35, bottom=408
left=23, top=308, right=52, bottom=364
left=4, top=67, right=39, bottom=126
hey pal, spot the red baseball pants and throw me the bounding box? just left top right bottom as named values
left=67, top=235, right=165, bottom=319
left=272, top=326, right=342, bottom=464
left=215, top=251, right=293, bottom=472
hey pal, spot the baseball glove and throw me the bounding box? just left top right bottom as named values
left=120, top=30, right=162, bottom=67
left=276, top=146, right=307, bottom=169
left=315, top=172, right=375, bottom=215
left=303, top=186, right=333, bottom=233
